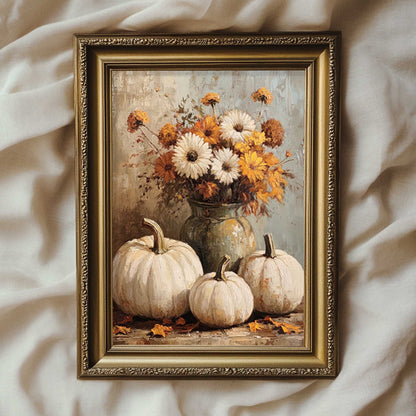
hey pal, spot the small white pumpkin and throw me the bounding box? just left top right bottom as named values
left=238, top=233, right=304, bottom=315
left=189, top=255, right=254, bottom=328
left=112, top=218, right=203, bottom=319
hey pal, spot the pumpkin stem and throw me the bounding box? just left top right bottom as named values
left=264, top=233, right=277, bottom=258
left=214, top=255, right=230, bottom=281
left=142, top=218, right=168, bottom=254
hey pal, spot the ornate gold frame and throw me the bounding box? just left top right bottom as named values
left=74, top=33, right=340, bottom=378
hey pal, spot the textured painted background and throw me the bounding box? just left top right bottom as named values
left=111, top=69, right=305, bottom=265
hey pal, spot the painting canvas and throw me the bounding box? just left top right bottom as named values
left=111, top=69, right=306, bottom=347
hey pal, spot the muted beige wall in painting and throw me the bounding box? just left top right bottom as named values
left=111, top=70, right=305, bottom=265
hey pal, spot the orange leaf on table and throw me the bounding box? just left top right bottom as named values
left=264, top=316, right=301, bottom=334
left=279, top=322, right=302, bottom=334
left=162, top=318, right=173, bottom=326
left=175, top=317, right=186, bottom=326
left=248, top=321, right=265, bottom=333
left=151, top=324, right=173, bottom=337
left=113, top=325, right=131, bottom=335
left=176, top=322, right=200, bottom=333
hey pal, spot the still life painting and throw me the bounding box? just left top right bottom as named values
left=111, top=69, right=305, bottom=347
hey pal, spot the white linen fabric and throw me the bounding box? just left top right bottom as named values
left=1, top=0, right=415, bottom=414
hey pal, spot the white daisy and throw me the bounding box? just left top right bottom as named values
left=211, top=148, right=241, bottom=185
left=220, top=110, right=256, bottom=143
left=172, top=133, right=213, bottom=179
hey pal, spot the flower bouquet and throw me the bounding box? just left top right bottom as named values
left=126, top=87, right=294, bottom=217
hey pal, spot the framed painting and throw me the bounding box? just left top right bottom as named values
left=75, top=33, right=340, bottom=378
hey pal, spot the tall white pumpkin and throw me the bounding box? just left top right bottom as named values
left=238, top=233, right=304, bottom=315
left=112, top=218, right=203, bottom=319
left=189, top=255, right=254, bottom=328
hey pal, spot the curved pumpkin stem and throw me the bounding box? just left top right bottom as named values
left=264, top=233, right=277, bottom=258
left=142, top=218, right=168, bottom=254
left=214, top=255, right=230, bottom=281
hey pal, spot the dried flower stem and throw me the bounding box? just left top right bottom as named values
left=139, top=129, right=161, bottom=154
left=210, top=103, right=217, bottom=122
left=256, top=102, right=264, bottom=123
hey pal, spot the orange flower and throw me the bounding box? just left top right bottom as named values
left=239, top=151, right=267, bottom=183
left=251, top=87, right=273, bottom=104
left=286, top=150, right=292, bottom=158
left=127, top=110, right=149, bottom=133
left=201, top=92, right=220, bottom=106
left=267, top=167, right=285, bottom=187
left=191, top=116, right=221, bottom=145
left=154, top=151, right=176, bottom=183
left=251, top=182, right=270, bottom=203
left=249, top=200, right=259, bottom=215
left=262, top=119, right=284, bottom=148
left=134, top=110, right=149, bottom=124
left=270, top=186, right=284, bottom=203
left=263, top=152, right=280, bottom=167
left=158, top=123, right=179, bottom=148
left=268, top=169, right=287, bottom=203
left=196, top=181, right=219, bottom=199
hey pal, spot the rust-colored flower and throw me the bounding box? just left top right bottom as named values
left=261, top=119, right=285, bottom=148
left=251, top=87, right=273, bottom=104
left=239, top=151, right=267, bottom=183
left=154, top=151, right=176, bottom=183
left=201, top=92, right=220, bottom=106
left=158, top=123, right=179, bottom=148
left=191, top=116, right=221, bottom=145
left=127, top=113, right=139, bottom=133
left=286, top=150, right=292, bottom=158
left=196, top=181, right=219, bottom=199
left=127, top=110, right=149, bottom=133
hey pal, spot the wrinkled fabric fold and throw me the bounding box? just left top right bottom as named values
left=1, top=0, right=415, bottom=414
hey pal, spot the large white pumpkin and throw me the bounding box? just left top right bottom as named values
left=189, top=255, right=254, bottom=328
left=238, top=233, right=304, bottom=315
left=112, top=218, right=203, bottom=319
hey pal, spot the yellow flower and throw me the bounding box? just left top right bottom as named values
left=234, top=141, right=251, bottom=154
left=191, top=116, right=221, bottom=145
left=239, top=151, right=267, bottom=183
left=201, top=92, right=220, bottom=106
left=158, top=123, right=179, bottom=148
left=235, top=130, right=266, bottom=154
left=251, top=87, right=273, bottom=104
left=248, top=130, right=266, bottom=146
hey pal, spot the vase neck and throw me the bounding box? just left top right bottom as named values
left=188, top=199, right=243, bottom=219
